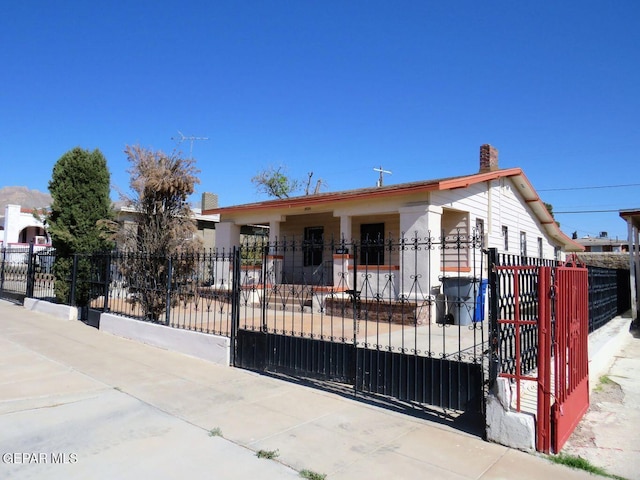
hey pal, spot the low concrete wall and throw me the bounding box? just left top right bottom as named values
left=486, top=378, right=535, bottom=451
left=24, top=298, right=78, bottom=321
left=100, top=313, right=231, bottom=366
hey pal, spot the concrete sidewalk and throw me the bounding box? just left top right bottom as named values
left=0, top=300, right=612, bottom=479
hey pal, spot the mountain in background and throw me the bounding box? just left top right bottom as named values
left=0, top=186, right=52, bottom=213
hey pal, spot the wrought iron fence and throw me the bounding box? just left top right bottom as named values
left=234, top=233, right=488, bottom=364
left=490, top=253, right=560, bottom=378
left=3, top=241, right=631, bottom=350
left=587, top=266, right=630, bottom=332
left=0, top=246, right=32, bottom=303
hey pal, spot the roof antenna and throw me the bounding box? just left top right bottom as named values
left=373, top=166, right=392, bottom=187
left=172, top=130, right=209, bottom=158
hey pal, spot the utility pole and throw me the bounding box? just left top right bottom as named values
left=373, top=166, right=392, bottom=187
left=172, top=131, right=209, bottom=158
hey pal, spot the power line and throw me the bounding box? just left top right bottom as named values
left=554, top=209, right=621, bottom=214
left=538, top=183, right=640, bottom=192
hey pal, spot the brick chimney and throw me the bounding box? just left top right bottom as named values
left=479, top=144, right=499, bottom=173
left=201, top=192, right=218, bottom=211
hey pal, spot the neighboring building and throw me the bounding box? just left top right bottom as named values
left=205, top=144, right=583, bottom=295
left=575, top=232, right=628, bottom=253
left=116, top=192, right=220, bottom=249
left=0, top=204, right=50, bottom=249
left=620, top=209, right=640, bottom=323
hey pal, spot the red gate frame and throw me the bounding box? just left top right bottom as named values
left=496, top=264, right=589, bottom=453
left=551, top=265, right=590, bottom=453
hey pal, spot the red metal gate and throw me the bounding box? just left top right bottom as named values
left=550, top=265, right=590, bottom=452
left=493, top=257, right=589, bottom=453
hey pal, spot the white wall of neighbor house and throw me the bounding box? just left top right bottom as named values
left=2, top=204, right=50, bottom=247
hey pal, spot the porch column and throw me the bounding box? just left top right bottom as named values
left=399, top=205, right=442, bottom=321
left=214, top=222, right=241, bottom=289
left=216, top=221, right=241, bottom=250
left=630, top=219, right=639, bottom=321
left=268, top=220, right=281, bottom=245
left=339, top=215, right=353, bottom=243
left=636, top=226, right=640, bottom=321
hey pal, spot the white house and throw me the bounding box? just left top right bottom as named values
left=204, top=145, right=582, bottom=309
left=0, top=204, right=50, bottom=249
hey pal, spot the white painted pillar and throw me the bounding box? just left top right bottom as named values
left=4, top=205, right=22, bottom=245
left=633, top=222, right=640, bottom=321
left=215, top=222, right=241, bottom=250
left=399, top=205, right=442, bottom=314
left=268, top=220, right=281, bottom=244
left=210, top=221, right=240, bottom=289
left=339, top=215, right=353, bottom=243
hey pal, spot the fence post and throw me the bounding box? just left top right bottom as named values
left=261, top=243, right=269, bottom=332
left=537, top=266, right=552, bottom=454
left=0, top=247, right=6, bottom=295
left=70, top=254, right=79, bottom=306
left=352, top=242, right=359, bottom=395
left=103, top=253, right=111, bottom=312
left=165, top=256, right=173, bottom=326
left=487, top=248, right=500, bottom=389
left=230, top=247, right=241, bottom=366
left=26, top=241, right=35, bottom=298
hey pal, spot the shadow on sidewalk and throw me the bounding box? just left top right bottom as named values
left=250, top=369, right=485, bottom=438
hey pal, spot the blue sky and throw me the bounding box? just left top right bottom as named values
left=1, top=1, right=638, bottom=240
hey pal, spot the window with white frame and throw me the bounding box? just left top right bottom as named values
left=475, top=218, right=485, bottom=248
left=538, top=237, right=543, bottom=258
left=502, top=226, right=508, bottom=251
left=520, top=231, right=527, bottom=257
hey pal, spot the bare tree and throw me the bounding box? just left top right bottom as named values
left=252, top=165, right=325, bottom=198
left=117, top=145, right=202, bottom=321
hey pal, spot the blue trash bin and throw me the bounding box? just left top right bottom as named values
left=474, top=279, right=488, bottom=323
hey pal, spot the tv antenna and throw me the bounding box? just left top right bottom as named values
left=172, top=130, right=209, bottom=158
left=373, top=166, right=392, bottom=187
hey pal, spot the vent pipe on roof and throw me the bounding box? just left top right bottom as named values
left=479, top=144, right=499, bottom=173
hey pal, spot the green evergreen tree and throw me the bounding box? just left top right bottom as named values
left=47, top=147, right=113, bottom=305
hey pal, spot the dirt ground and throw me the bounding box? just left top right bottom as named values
left=562, top=329, right=640, bottom=480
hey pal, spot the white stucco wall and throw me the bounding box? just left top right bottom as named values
left=2, top=204, right=49, bottom=247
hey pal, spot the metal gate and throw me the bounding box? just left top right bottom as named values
left=233, top=236, right=486, bottom=414
left=550, top=264, right=590, bottom=452
left=490, top=251, right=589, bottom=453
left=0, top=245, right=35, bottom=303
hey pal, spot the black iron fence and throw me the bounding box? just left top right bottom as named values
left=489, top=252, right=560, bottom=379
left=0, top=245, right=56, bottom=303
left=587, top=266, right=630, bottom=332
left=2, top=243, right=631, bottom=340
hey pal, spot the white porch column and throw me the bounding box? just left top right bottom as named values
left=630, top=220, right=639, bottom=321
left=213, top=222, right=241, bottom=289
left=399, top=205, right=443, bottom=308
left=268, top=220, right=281, bottom=244
left=339, top=215, right=353, bottom=243
left=215, top=222, right=241, bottom=250
left=636, top=226, right=640, bottom=321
